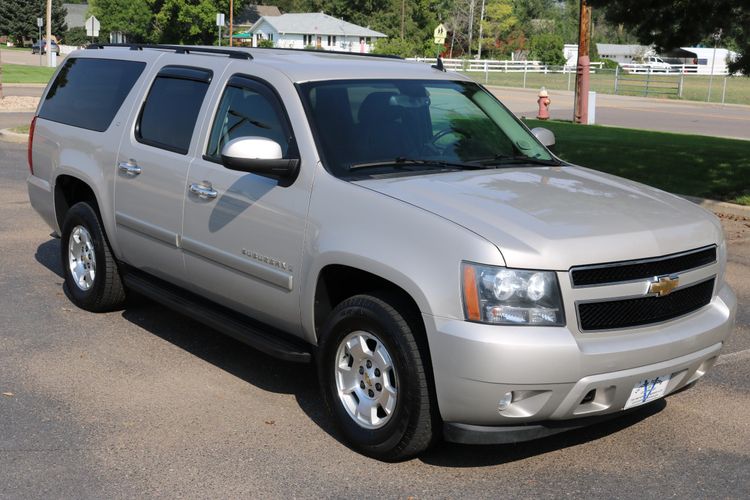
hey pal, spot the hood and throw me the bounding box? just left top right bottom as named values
left=354, top=166, right=722, bottom=270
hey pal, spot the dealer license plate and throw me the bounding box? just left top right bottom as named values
left=623, top=374, right=671, bottom=410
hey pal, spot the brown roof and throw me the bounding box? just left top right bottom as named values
left=235, top=5, right=282, bottom=27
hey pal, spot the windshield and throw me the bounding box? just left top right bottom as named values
left=299, top=79, right=556, bottom=178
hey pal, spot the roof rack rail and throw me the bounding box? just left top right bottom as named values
left=85, top=43, right=252, bottom=60
left=249, top=46, right=403, bottom=60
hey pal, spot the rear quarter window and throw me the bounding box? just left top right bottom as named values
left=39, top=58, right=146, bottom=132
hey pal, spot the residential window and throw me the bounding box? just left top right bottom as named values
left=327, top=35, right=336, bottom=46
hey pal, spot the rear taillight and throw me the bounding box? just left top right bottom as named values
left=28, top=116, right=37, bottom=175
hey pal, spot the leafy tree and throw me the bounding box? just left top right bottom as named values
left=588, top=0, right=749, bottom=74
left=63, top=26, right=90, bottom=46
left=0, top=0, right=68, bottom=45
left=528, top=32, right=565, bottom=65
left=90, top=0, right=153, bottom=42
left=479, top=0, right=517, bottom=56
left=151, top=0, right=241, bottom=45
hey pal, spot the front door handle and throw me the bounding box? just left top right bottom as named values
left=189, top=182, right=218, bottom=200
left=118, top=160, right=141, bottom=176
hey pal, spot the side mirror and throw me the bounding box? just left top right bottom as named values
left=220, top=137, right=300, bottom=184
left=531, top=127, right=556, bottom=149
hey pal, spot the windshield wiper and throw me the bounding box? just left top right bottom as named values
left=349, top=157, right=484, bottom=171
left=476, top=155, right=560, bottom=167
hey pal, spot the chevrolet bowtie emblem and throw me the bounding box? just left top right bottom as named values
left=648, top=275, right=680, bottom=297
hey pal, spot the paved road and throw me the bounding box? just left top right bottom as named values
left=491, top=86, right=750, bottom=141
left=0, top=140, right=748, bottom=497
left=0, top=47, right=66, bottom=66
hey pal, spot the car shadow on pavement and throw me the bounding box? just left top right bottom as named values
left=420, top=401, right=665, bottom=467
left=34, top=237, right=670, bottom=465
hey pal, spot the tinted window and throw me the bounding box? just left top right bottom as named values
left=137, top=67, right=211, bottom=154
left=206, top=78, right=294, bottom=160
left=39, top=58, right=145, bottom=132
left=300, top=80, right=551, bottom=178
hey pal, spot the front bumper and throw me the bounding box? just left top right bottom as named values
left=423, top=283, right=736, bottom=438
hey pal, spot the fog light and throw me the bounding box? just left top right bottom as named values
left=497, top=391, right=513, bottom=412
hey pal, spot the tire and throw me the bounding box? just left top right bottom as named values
left=317, top=293, right=436, bottom=461
left=60, top=201, right=126, bottom=312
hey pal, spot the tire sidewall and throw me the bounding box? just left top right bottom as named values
left=60, top=202, right=110, bottom=309
left=318, top=297, right=423, bottom=456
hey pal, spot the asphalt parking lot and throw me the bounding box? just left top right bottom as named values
left=1, top=139, right=748, bottom=498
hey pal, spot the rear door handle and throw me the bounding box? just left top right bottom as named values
left=189, top=182, right=218, bottom=200
left=118, top=160, right=141, bottom=176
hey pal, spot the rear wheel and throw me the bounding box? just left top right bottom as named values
left=60, top=202, right=126, bottom=312
left=317, top=293, right=435, bottom=461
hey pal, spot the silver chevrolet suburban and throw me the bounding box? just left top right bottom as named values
left=27, top=45, right=736, bottom=460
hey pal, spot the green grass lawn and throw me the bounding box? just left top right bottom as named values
left=10, top=124, right=30, bottom=134
left=524, top=118, right=750, bottom=205
left=463, top=70, right=750, bottom=106
left=1, top=63, right=56, bottom=84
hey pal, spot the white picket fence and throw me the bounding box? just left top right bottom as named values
left=407, top=57, right=604, bottom=73
left=619, top=63, right=727, bottom=75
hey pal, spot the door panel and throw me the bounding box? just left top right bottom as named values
left=114, top=56, right=226, bottom=284
left=182, top=74, right=310, bottom=334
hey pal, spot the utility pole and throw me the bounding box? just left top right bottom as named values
left=229, top=0, right=234, bottom=47
left=401, top=0, right=405, bottom=39
left=46, top=0, right=52, bottom=67
left=477, top=0, right=485, bottom=59
left=467, top=0, right=475, bottom=58
left=573, top=0, right=591, bottom=123
left=707, top=28, right=722, bottom=102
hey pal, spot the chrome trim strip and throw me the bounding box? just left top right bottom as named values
left=569, top=245, right=717, bottom=288
left=181, top=237, right=293, bottom=291
left=115, top=211, right=176, bottom=246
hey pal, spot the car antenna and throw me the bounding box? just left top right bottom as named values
left=432, top=56, right=445, bottom=72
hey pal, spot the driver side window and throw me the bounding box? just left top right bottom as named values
left=206, top=77, right=294, bottom=161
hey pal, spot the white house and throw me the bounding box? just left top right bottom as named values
left=675, top=47, right=737, bottom=75
left=247, top=12, right=387, bottom=53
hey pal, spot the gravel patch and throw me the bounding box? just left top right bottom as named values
left=0, top=95, right=39, bottom=112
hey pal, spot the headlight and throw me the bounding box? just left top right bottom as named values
left=462, top=262, right=565, bottom=326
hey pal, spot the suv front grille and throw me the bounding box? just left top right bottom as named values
left=577, top=278, right=715, bottom=331
left=571, top=246, right=716, bottom=287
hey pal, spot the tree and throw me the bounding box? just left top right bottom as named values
left=90, top=0, right=152, bottom=42
left=63, top=26, right=90, bottom=46
left=588, top=0, right=749, bottom=74
left=151, top=0, right=241, bottom=45
left=479, top=0, right=517, bottom=56
left=528, top=32, right=565, bottom=65
left=0, top=0, right=68, bottom=45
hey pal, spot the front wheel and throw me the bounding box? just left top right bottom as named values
left=317, top=293, right=436, bottom=461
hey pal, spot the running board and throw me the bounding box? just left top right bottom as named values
left=123, top=269, right=312, bottom=363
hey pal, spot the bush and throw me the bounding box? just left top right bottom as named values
left=63, top=27, right=89, bottom=46
left=529, top=33, right=566, bottom=66
left=257, top=39, right=274, bottom=48
left=599, top=58, right=619, bottom=69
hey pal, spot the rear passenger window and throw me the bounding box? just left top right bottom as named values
left=136, top=66, right=212, bottom=155
left=39, top=58, right=145, bottom=132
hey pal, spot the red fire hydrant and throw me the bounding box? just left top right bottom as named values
left=537, top=88, right=551, bottom=120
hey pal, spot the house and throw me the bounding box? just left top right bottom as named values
left=63, top=3, right=88, bottom=29
left=665, top=47, right=738, bottom=75
left=234, top=4, right=282, bottom=32
left=246, top=12, right=387, bottom=53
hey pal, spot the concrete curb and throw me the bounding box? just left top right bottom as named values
left=681, top=195, right=750, bottom=219
left=0, top=128, right=28, bottom=143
